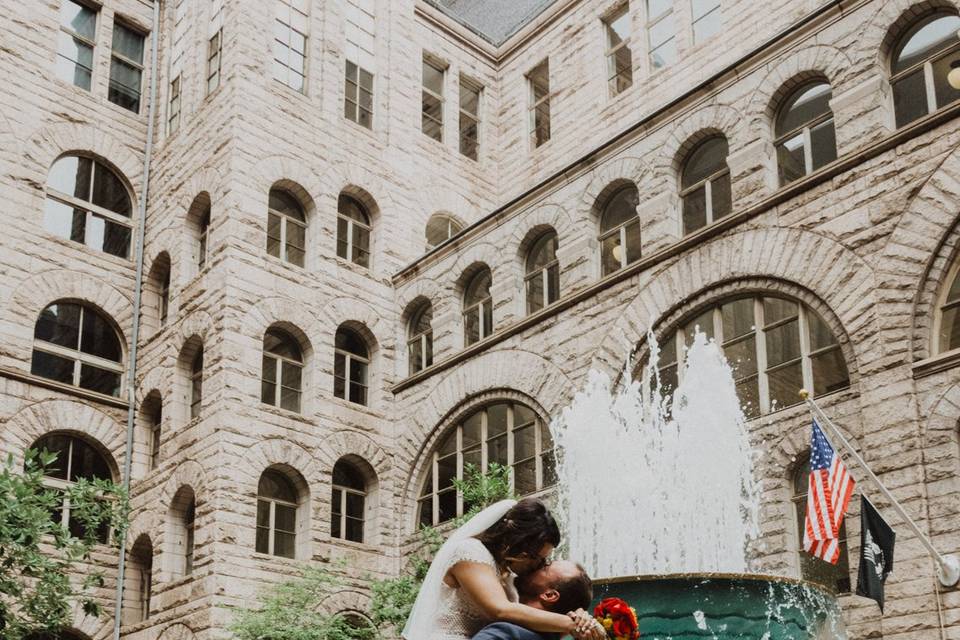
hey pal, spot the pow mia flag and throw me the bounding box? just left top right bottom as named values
left=856, top=495, right=895, bottom=611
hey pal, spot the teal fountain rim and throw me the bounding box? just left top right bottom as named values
left=593, top=572, right=834, bottom=595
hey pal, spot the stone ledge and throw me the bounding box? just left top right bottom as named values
left=0, top=366, right=129, bottom=409
left=912, top=351, right=960, bottom=380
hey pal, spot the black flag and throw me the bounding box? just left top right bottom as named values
left=856, top=495, right=895, bottom=611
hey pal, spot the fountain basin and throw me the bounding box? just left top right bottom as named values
left=592, top=573, right=846, bottom=639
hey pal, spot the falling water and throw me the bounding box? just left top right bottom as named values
left=551, top=331, right=760, bottom=579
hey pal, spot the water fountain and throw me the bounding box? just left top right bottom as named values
left=551, top=333, right=846, bottom=639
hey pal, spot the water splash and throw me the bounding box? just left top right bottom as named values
left=551, top=331, right=760, bottom=578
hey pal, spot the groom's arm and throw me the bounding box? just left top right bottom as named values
left=473, top=622, right=545, bottom=640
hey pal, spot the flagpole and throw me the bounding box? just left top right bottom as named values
left=799, top=389, right=960, bottom=587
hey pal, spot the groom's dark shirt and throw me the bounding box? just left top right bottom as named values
left=473, top=622, right=557, bottom=640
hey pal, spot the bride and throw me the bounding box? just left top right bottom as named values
left=403, top=498, right=605, bottom=640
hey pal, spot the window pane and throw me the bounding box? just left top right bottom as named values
left=44, top=199, right=85, bottom=243
left=711, top=172, right=732, bottom=220
left=423, top=60, right=444, bottom=95
left=274, top=531, right=296, bottom=558
left=513, top=424, right=535, bottom=461
left=807, top=312, right=838, bottom=351
left=892, top=15, right=960, bottom=74
left=514, top=459, right=537, bottom=495
left=109, top=59, right=141, bottom=112
left=776, top=83, right=832, bottom=136
left=736, top=376, right=761, bottom=419
left=81, top=308, right=121, bottom=361
left=257, top=500, right=270, bottom=528
left=418, top=497, right=433, bottom=527
left=104, top=218, right=133, bottom=257
left=724, top=335, right=757, bottom=378
left=809, top=119, right=837, bottom=172
left=811, top=348, right=850, bottom=396
left=464, top=308, right=480, bottom=345
left=281, top=360, right=301, bottom=390
left=437, top=490, right=457, bottom=523
left=682, top=186, right=707, bottom=234
left=280, top=385, right=301, bottom=412
left=893, top=71, right=929, bottom=128
left=777, top=134, right=806, bottom=185
left=649, top=38, right=675, bottom=69
left=487, top=434, right=508, bottom=466
left=346, top=492, right=364, bottom=519
left=764, top=298, right=798, bottom=324
left=35, top=303, right=81, bottom=348
left=601, top=186, right=639, bottom=232
left=941, top=305, right=960, bottom=351
left=422, top=93, right=443, bottom=141
left=624, top=219, right=642, bottom=265
left=31, top=350, right=75, bottom=385
left=352, top=224, right=370, bottom=267
left=275, top=503, right=296, bottom=532
left=693, top=8, right=721, bottom=43
left=92, top=164, right=131, bottom=216
left=765, top=319, right=801, bottom=367
left=61, top=0, right=97, bottom=39
left=79, top=364, right=121, bottom=396
left=526, top=274, right=545, bottom=314
left=256, top=526, right=270, bottom=554
left=462, top=412, right=482, bottom=449
left=685, top=309, right=714, bottom=343
left=932, top=52, right=960, bottom=110
left=262, top=379, right=277, bottom=406
left=768, top=361, right=803, bottom=410
left=488, top=404, right=508, bottom=437
left=721, top=298, right=754, bottom=339
left=648, top=15, right=674, bottom=48
left=56, top=36, right=93, bottom=89
left=346, top=517, right=363, bottom=543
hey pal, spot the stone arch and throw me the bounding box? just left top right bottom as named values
left=126, top=512, right=161, bottom=556
left=506, top=204, right=576, bottom=259
left=320, top=589, right=374, bottom=616
left=397, top=279, right=444, bottom=317
left=321, top=162, right=399, bottom=221
left=157, top=622, right=196, bottom=640
left=160, top=460, right=207, bottom=508
left=579, top=157, right=656, bottom=213
left=176, top=166, right=226, bottom=217
left=449, top=243, right=503, bottom=296
left=315, top=430, right=392, bottom=481
left=655, top=103, right=746, bottom=179
left=137, top=365, right=173, bottom=405
left=2, top=400, right=124, bottom=478
left=591, top=226, right=880, bottom=380
left=234, top=437, right=321, bottom=496
left=416, top=184, right=477, bottom=230
left=174, top=310, right=216, bottom=349
left=250, top=155, right=325, bottom=204
left=879, top=141, right=960, bottom=361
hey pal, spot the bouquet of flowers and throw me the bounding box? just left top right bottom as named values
left=593, top=597, right=640, bottom=640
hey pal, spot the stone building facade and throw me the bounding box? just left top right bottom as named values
left=2, top=0, right=960, bottom=638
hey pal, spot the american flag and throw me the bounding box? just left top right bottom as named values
left=803, top=418, right=855, bottom=564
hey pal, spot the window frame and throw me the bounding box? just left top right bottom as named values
left=207, top=28, right=223, bottom=94
left=344, top=59, right=375, bottom=129
left=527, top=60, right=552, bottom=148
left=149, top=417, right=161, bottom=470
left=266, top=191, right=307, bottom=267
left=198, top=209, right=210, bottom=269
left=158, top=267, right=170, bottom=327
left=261, top=330, right=304, bottom=413
left=331, top=468, right=366, bottom=544
left=183, top=499, right=195, bottom=575
left=272, top=0, right=309, bottom=93
left=604, top=4, right=634, bottom=96
left=417, top=402, right=556, bottom=527
left=336, top=196, right=372, bottom=268
left=691, top=0, right=722, bottom=44
left=935, top=258, right=960, bottom=354
left=889, top=13, right=960, bottom=127
left=421, top=56, right=446, bottom=142
left=425, top=214, right=463, bottom=251
left=167, top=74, right=182, bottom=135
left=646, top=0, right=676, bottom=70
left=524, top=232, right=560, bottom=314
left=256, top=476, right=298, bottom=558
left=774, top=82, right=837, bottom=184
left=459, top=76, right=482, bottom=160
left=108, top=20, right=146, bottom=113
left=189, top=349, right=203, bottom=420
left=463, top=270, right=493, bottom=346
left=407, top=304, right=434, bottom=376
left=679, top=137, right=731, bottom=235
left=598, top=185, right=642, bottom=276
left=32, top=303, right=124, bottom=397
left=56, top=0, right=98, bottom=90
left=334, top=329, right=370, bottom=406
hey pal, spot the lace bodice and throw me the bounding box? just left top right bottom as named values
left=429, top=538, right=518, bottom=640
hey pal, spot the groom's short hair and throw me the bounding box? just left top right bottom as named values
left=549, top=563, right=593, bottom=614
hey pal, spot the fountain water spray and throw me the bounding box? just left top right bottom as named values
left=551, top=331, right=759, bottom=578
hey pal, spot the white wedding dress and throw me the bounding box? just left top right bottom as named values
left=403, top=500, right=519, bottom=640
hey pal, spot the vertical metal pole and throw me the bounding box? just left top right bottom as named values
left=113, top=1, right=161, bottom=637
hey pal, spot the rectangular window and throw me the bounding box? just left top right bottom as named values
left=422, top=56, right=445, bottom=142
left=57, top=0, right=97, bottom=90
left=605, top=5, right=633, bottom=95
left=273, top=0, right=308, bottom=93
left=344, top=60, right=374, bottom=129
left=527, top=60, right=551, bottom=148
left=108, top=22, right=145, bottom=112
left=459, top=77, right=481, bottom=160
left=647, top=0, right=676, bottom=69
left=167, top=75, right=181, bottom=134
left=691, top=0, right=721, bottom=43
left=207, top=29, right=223, bottom=94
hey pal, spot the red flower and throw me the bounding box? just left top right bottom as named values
left=593, top=598, right=639, bottom=640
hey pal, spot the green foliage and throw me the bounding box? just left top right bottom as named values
left=229, top=565, right=377, bottom=640
left=0, top=449, right=129, bottom=640
left=368, top=464, right=516, bottom=630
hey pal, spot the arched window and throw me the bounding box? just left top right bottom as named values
left=256, top=470, right=298, bottom=558
left=463, top=268, right=493, bottom=346
left=141, top=391, right=162, bottom=471
left=198, top=207, right=210, bottom=269
left=31, top=302, right=123, bottom=397
left=408, top=301, right=434, bottom=375
left=425, top=214, right=464, bottom=251
left=680, top=136, right=731, bottom=235
left=775, top=82, right=837, bottom=185
left=334, top=327, right=369, bottom=405
left=792, top=456, right=851, bottom=593
left=937, top=260, right=960, bottom=353
left=267, top=188, right=306, bottom=267
left=30, top=434, right=112, bottom=542
left=168, top=486, right=196, bottom=578
left=652, top=295, right=850, bottom=417
left=43, top=155, right=133, bottom=258
left=525, top=230, right=560, bottom=313
left=337, top=195, right=371, bottom=268
left=417, top=401, right=557, bottom=526
left=261, top=328, right=304, bottom=412
left=331, top=460, right=366, bottom=543
left=890, top=12, right=960, bottom=129
left=334, top=612, right=378, bottom=640
left=190, top=348, right=203, bottom=419
left=126, top=534, right=153, bottom=622
left=188, top=192, right=212, bottom=273
left=599, top=185, right=641, bottom=275
left=184, top=498, right=195, bottom=575
left=147, top=253, right=171, bottom=330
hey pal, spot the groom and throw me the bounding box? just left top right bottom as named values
left=472, top=560, right=594, bottom=640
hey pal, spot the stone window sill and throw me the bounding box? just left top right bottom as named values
left=912, top=350, right=960, bottom=379
left=0, top=366, right=128, bottom=409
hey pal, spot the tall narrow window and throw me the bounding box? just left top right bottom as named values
left=647, top=0, right=676, bottom=69
left=56, top=0, right=97, bottom=90
left=336, top=195, right=371, bottom=268
left=334, top=327, right=369, bottom=406
left=167, top=75, right=181, bottom=134
left=158, top=267, right=170, bottom=326
left=261, top=328, right=303, bottom=412
left=331, top=460, right=366, bottom=543
left=198, top=207, right=210, bottom=269
left=129, top=535, right=153, bottom=621
left=32, top=302, right=123, bottom=397
left=273, top=0, right=308, bottom=93
left=408, top=302, right=433, bottom=375
left=190, top=348, right=203, bottom=419
left=605, top=5, right=633, bottom=95
left=528, top=61, right=551, bottom=148
left=463, top=268, right=493, bottom=345
left=459, top=78, right=481, bottom=159
left=680, top=136, right=731, bottom=235
left=792, top=457, right=851, bottom=593
left=149, top=404, right=161, bottom=470
left=425, top=214, right=463, bottom=251
left=692, top=0, right=722, bottom=43
left=938, top=262, right=960, bottom=353
left=525, top=231, right=560, bottom=314
left=344, top=61, right=374, bottom=128
left=31, top=434, right=113, bottom=542
left=184, top=499, right=195, bottom=575
left=207, top=29, right=223, bottom=94
left=266, top=188, right=306, bottom=267
left=422, top=57, right=445, bottom=141
left=256, top=470, right=297, bottom=558
left=890, top=13, right=960, bottom=129
left=599, top=185, right=641, bottom=275
left=108, top=22, right=145, bottom=112
left=44, top=155, right=134, bottom=258
left=775, top=82, right=837, bottom=185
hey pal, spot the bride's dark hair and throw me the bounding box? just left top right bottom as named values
left=474, top=498, right=561, bottom=565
